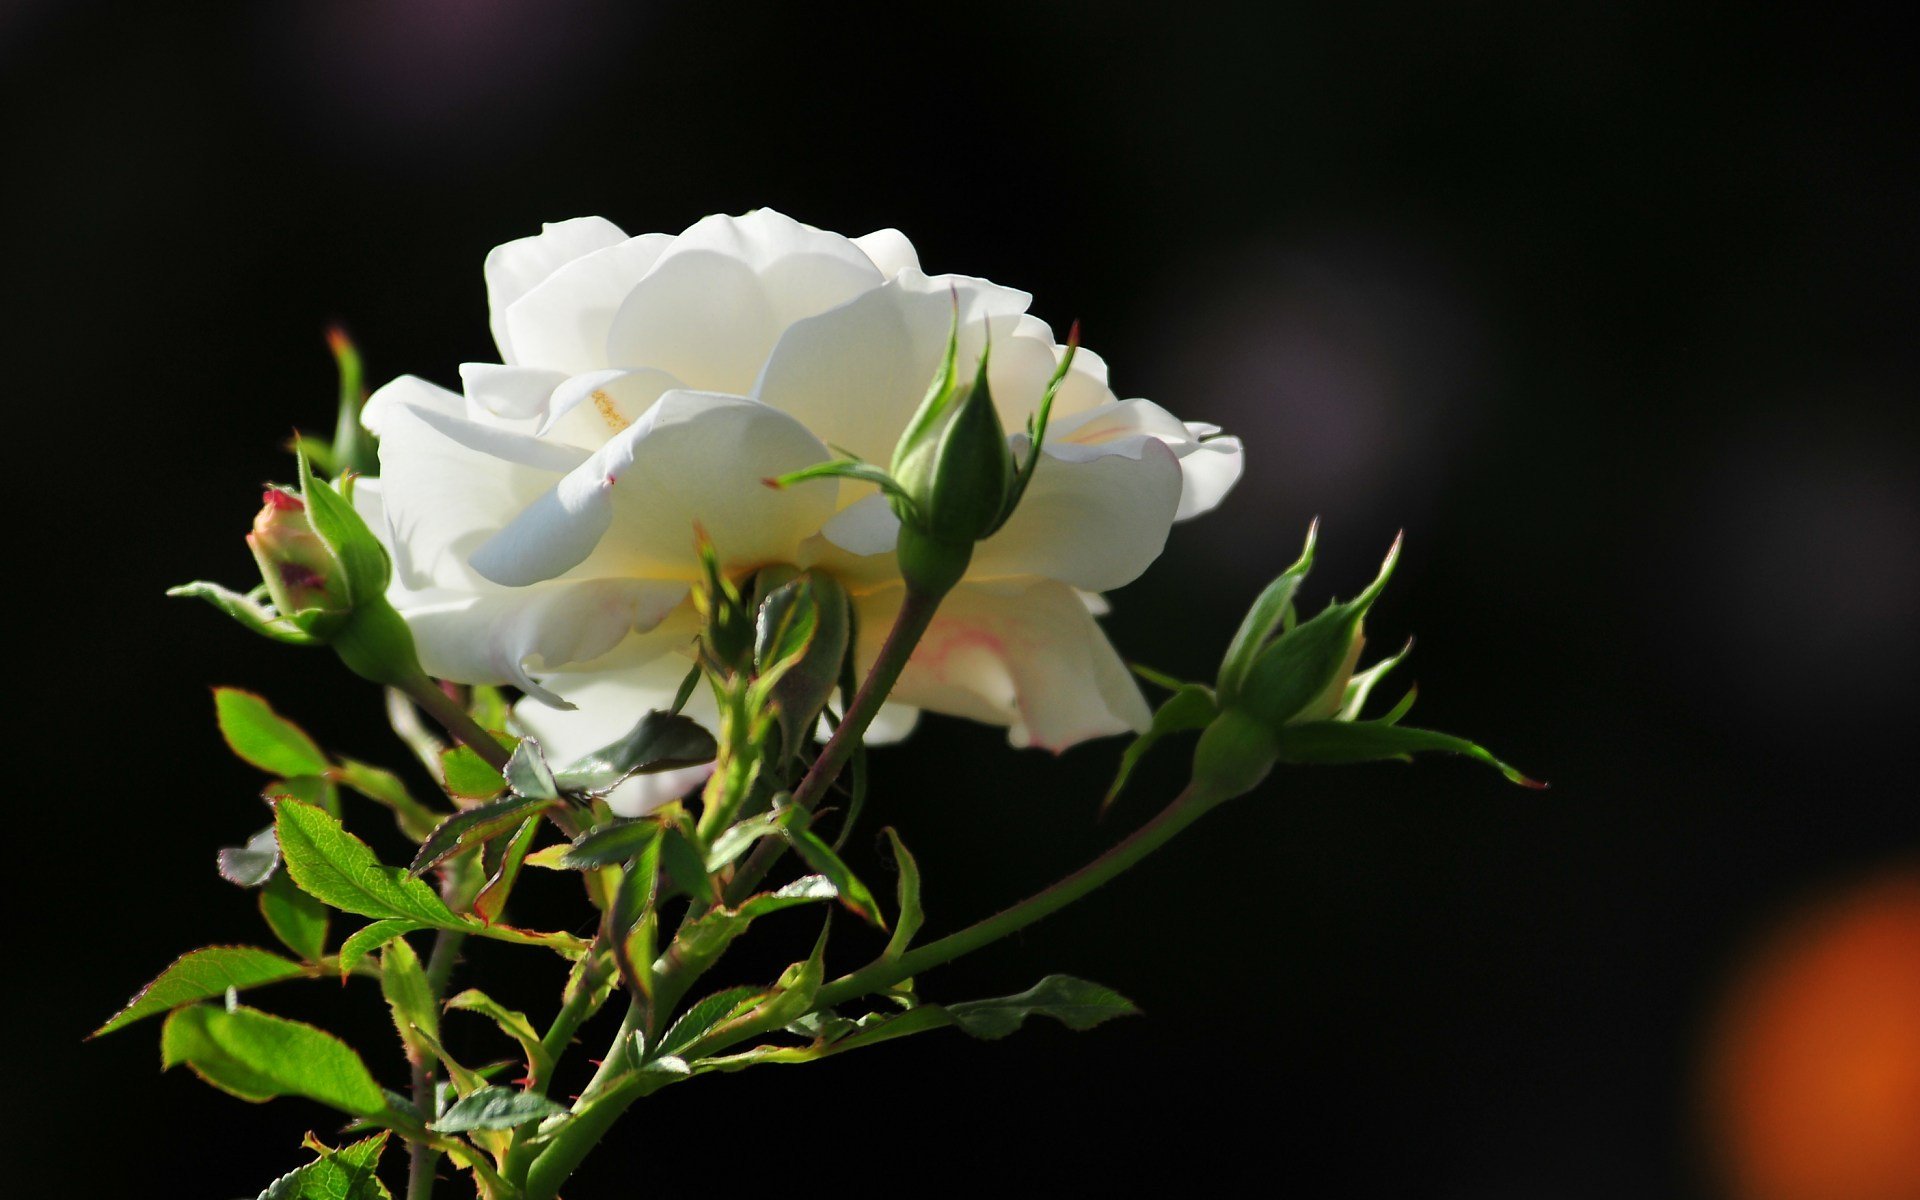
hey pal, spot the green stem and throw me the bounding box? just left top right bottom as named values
left=404, top=676, right=512, bottom=772
left=812, top=783, right=1222, bottom=1011
left=407, top=897, right=469, bottom=1200
left=723, top=586, right=945, bottom=905
left=528, top=782, right=1226, bottom=1200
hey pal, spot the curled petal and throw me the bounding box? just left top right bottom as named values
left=486, top=217, right=629, bottom=363
left=858, top=580, right=1150, bottom=752
left=361, top=376, right=581, bottom=592
left=458, top=363, right=567, bottom=423
left=851, top=227, right=922, bottom=278
left=399, top=579, right=689, bottom=707
left=470, top=391, right=838, bottom=586
left=753, top=268, right=1032, bottom=465
left=502, top=233, right=674, bottom=372
left=604, top=210, right=883, bottom=395
left=1047, top=398, right=1246, bottom=520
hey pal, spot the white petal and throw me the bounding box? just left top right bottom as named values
left=486, top=217, right=629, bottom=363
left=816, top=492, right=899, bottom=557
left=753, top=268, right=1032, bottom=465
left=397, top=578, right=688, bottom=706
left=857, top=580, right=1149, bottom=752
left=863, top=701, right=922, bottom=744
left=514, top=632, right=715, bottom=817
left=362, top=376, right=577, bottom=592
left=814, top=700, right=921, bottom=745
left=470, top=391, right=838, bottom=586
left=603, top=211, right=883, bottom=395
left=1047, top=398, right=1245, bottom=521
left=459, top=363, right=567, bottom=422
left=967, top=434, right=1184, bottom=592
left=539, top=367, right=680, bottom=448
left=502, top=233, right=674, bottom=372
left=851, top=227, right=921, bottom=278
left=1172, top=434, right=1244, bottom=520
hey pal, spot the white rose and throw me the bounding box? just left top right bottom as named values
left=358, top=210, right=1242, bottom=815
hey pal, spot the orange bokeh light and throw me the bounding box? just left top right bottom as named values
left=1709, top=870, right=1920, bottom=1200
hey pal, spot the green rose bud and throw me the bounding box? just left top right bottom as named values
left=173, top=451, right=433, bottom=691
left=763, top=304, right=1083, bottom=601
left=246, top=488, right=349, bottom=622
left=890, top=351, right=1013, bottom=547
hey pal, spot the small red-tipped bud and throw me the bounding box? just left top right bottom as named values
left=246, top=487, right=348, bottom=617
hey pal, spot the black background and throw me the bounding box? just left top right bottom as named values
left=8, top=2, right=1917, bottom=1196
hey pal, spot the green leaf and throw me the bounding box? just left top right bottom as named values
left=781, top=808, right=884, bottom=929
left=732, top=917, right=832, bottom=1037
left=753, top=572, right=850, bottom=760
left=540, top=819, right=662, bottom=870
left=658, top=822, right=712, bottom=899
left=428, top=1086, right=570, bottom=1134
left=1217, top=521, right=1318, bottom=699
left=161, top=1004, right=386, bottom=1115
left=256, top=1131, right=391, bottom=1200
left=260, top=871, right=330, bottom=962
left=297, top=449, right=389, bottom=606
left=446, top=990, right=552, bottom=1089
left=1104, top=683, right=1219, bottom=811
left=338, top=920, right=428, bottom=976
left=466, top=685, right=510, bottom=733
left=504, top=739, right=560, bottom=801
left=551, top=710, right=717, bottom=795
left=219, top=827, right=282, bottom=888
left=705, top=810, right=782, bottom=872
left=880, top=829, right=923, bottom=962
left=378, top=936, right=437, bottom=1060
left=333, top=758, right=443, bottom=842
left=439, top=744, right=508, bottom=801
left=655, top=987, right=763, bottom=1059
left=1275, top=720, right=1544, bottom=787
left=408, top=794, right=557, bottom=876
left=472, top=814, right=541, bottom=925
left=168, top=581, right=319, bottom=646
left=93, top=946, right=307, bottom=1037
left=217, top=688, right=329, bottom=777
left=734, top=874, right=838, bottom=919
left=944, top=974, right=1141, bottom=1040
left=275, top=800, right=460, bottom=926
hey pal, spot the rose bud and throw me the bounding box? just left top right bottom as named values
left=246, top=487, right=349, bottom=620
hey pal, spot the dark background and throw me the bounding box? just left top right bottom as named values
left=8, top=1, right=1916, bottom=1196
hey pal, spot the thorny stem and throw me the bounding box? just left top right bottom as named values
left=403, top=676, right=512, bottom=773
left=722, top=585, right=945, bottom=906
left=406, top=876, right=471, bottom=1200
left=525, top=782, right=1228, bottom=1200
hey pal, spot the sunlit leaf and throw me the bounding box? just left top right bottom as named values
left=216, top=688, right=329, bottom=778
left=255, top=1130, right=391, bottom=1200
left=93, top=946, right=307, bottom=1037
left=161, top=1004, right=385, bottom=1115
left=275, top=800, right=460, bottom=926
